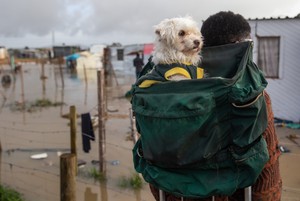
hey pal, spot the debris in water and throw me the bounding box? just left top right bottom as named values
left=77, top=159, right=87, bottom=168
left=30, top=153, right=48, bottom=159
left=279, top=145, right=290, bottom=153
left=111, top=160, right=120, bottom=166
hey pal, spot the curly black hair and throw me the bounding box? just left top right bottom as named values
left=201, top=11, right=251, bottom=47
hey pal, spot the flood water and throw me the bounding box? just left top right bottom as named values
left=0, top=61, right=153, bottom=201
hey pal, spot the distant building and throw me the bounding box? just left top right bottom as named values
left=0, top=46, right=8, bottom=60
left=248, top=15, right=300, bottom=122
left=109, top=43, right=124, bottom=61
left=108, top=43, right=124, bottom=71
left=16, top=48, right=39, bottom=58
left=89, top=44, right=106, bottom=55
left=109, top=43, right=153, bottom=72
left=52, top=45, right=80, bottom=58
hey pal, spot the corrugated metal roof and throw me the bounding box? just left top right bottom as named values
left=248, top=14, right=300, bottom=21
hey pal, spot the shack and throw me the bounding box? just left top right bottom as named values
left=52, top=45, right=80, bottom=58
left=248, top=14, right=300, bottom=122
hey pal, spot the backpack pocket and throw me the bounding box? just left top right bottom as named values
left=133, top=91, right=228, bottom=168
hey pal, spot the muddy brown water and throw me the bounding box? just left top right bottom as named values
left=1, top=63, right=300, bottom=201
left=0, top=63, right=153, bottom=201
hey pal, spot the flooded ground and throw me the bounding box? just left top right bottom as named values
left=0, top=62, right=153, bottom=201
left=277, top=127, right=300, bottom=201
left=0, top=62, right=300, bottom=201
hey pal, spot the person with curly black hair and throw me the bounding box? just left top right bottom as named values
left=201, top=11, right=282, bottom=201
left=149, top=11, right=282, bottom=201
left=201, top=11, right=252, bottom=47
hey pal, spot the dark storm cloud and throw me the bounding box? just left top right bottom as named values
left=0, top=0, right=92, bottom=37
left=0, top=0, right=299, bottom=47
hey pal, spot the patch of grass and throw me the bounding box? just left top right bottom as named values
left=89, top=167, right=106, bottom=182
left=118, top=173, right=143, bottom=190
left=118, top=176, right=129, bottom=188
left=31, top=99, right=64, bottom=107
left=9, top=99, right=64, bottom=112
left=0, top=185, right=25, bottom=201
left=77, top=167, right=106, bottom=182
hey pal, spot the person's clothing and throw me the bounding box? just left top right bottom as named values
left=81, top=113, right=95, bottom=153
left=133, top=42, right=281, bottom=200
left=228, top=91, right=282, bottom=201
left=149, top=91, right=282, bottom=201
left=136, top=62, right=204, bottom=88
left=133, top=56, right=144, bottom=79
left=132, top=42, right=269, bottom=198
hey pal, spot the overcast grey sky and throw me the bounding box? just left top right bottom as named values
left=0, top=0, right=299, bottom=48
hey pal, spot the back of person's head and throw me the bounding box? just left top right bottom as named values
left=201, top=11, right=251, bottom=47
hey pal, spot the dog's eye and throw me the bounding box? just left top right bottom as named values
left=178, top=30, right=185, bottom=36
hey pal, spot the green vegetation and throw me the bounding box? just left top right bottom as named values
left=77, top=168, right=143, bottom=190
left=118, top=173, right=143, bottom=190
left=78, top=167, right=106, bottom=182
left=10, top=98, right=64, bottom=112
left=0, top=185, right=25, bottom=201
left=32, top=99, right=53, bottom=107
left=89, top=167, right=106, bottom=182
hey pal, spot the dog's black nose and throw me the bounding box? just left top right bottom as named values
left=194, top=40, right=200, bottom=47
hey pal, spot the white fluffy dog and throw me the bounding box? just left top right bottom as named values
left=137, top=16, right=203, bottom=87
left=151, top=16, right=203, bottom=80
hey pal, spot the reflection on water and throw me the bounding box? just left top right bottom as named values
left=134, top=189, right=142, bottom=201
left=0, top=62, right=152, bottom=201
left=100, top=176, right=108, bottom=201
left=85, top=187, right=97, bottom=201
left=0, top=144, right=2, bottom=183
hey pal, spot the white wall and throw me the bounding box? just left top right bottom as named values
left=248, top=18, right=300, bottom=122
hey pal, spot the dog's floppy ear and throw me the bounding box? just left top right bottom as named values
left=154, top=18, right=176, bottom=43
left=155, top=28, right=161, bottom=37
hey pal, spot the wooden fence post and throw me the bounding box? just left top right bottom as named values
left=60, top=153, right=76, bottom=201
left=0, top=141, right=2, bottom=183
left=58, top=57, right=64, bottom=88
left=70, top=105, right=77, bottom=154
left=19, top=65, right=26, bottom=123
left=103, top=47, right=118, bottom=86
left=70, top=105, right=77, bottom=174
left=97, top=69, right=106, bottom=172
left=83, top=64, right=88, bottom=105
left=41, top=59, right=46, bottom=99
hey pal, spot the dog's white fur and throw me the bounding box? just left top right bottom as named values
left=152, top=16, right=203, bottom=67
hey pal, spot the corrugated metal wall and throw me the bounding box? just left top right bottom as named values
left=248, top=18, right=300, bottom=122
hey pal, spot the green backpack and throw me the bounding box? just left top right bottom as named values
left=131, top=41, right=269, bottom=198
